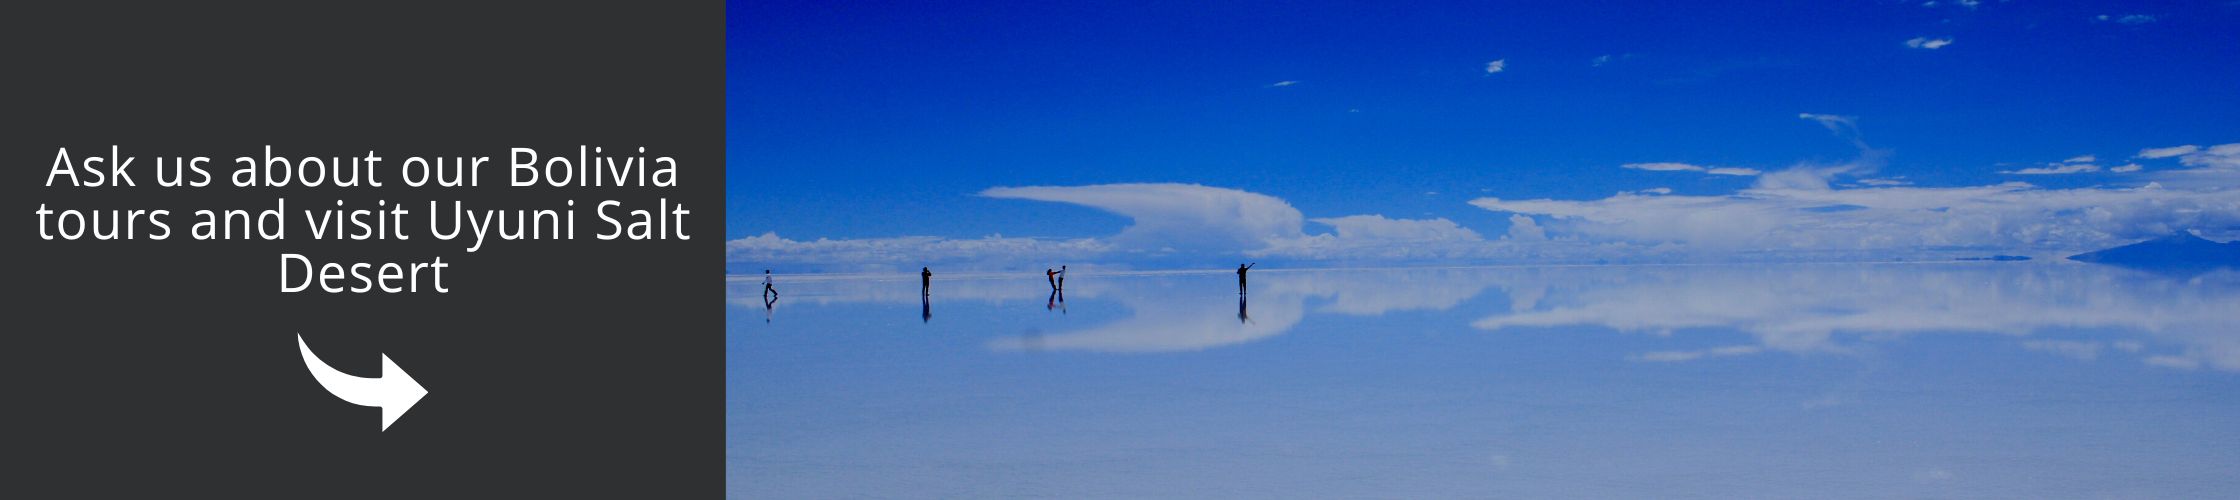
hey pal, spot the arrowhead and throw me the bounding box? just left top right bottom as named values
left=379, top=354, right=429, bottom=432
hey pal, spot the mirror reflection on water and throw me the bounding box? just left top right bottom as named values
left=727, top=263, right=2240, bottom=498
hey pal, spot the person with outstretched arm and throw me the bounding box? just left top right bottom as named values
left=1237, top=263, right=1255, bottom=294
left=1046, top=268, right=1058, bottom=291
left=762, top=269, right=778, bottom=300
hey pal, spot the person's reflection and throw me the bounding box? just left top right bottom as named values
left=763, top=295, right=777, bottom=323
left=1046, top=289, right=1070, bottom=314
left=921, top=295, right=932, bottom=323
left=1237, top=294, right=1251, bottom=324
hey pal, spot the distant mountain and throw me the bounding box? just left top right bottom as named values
left=2068, top=233, right=2240, bottom=270
left=1956, top=255, right=2031, bottom=262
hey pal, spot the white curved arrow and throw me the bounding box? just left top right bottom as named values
left=297, top=334, right=429, bottom=431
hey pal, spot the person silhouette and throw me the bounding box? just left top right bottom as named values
left=1047, top=289, right=1059, bottom=311
left=762, top=269, right=778, bottom=301
left=1057, top=265, right=1067, bottom=291
left=1238, top=294, right=1251, bottom=324
left=921, top=267, right=933, bottom=296
left=920, top=295, right=932, bottom=323
left=1046, top=268, right=1058, bottom=291
left=763, top=295, right=777, bottom=323
left=1236, top=263, right=1256, bottom=294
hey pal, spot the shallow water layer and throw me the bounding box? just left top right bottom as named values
left=727, top=263, right=2240, bottom=498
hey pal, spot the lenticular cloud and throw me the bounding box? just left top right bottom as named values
left=729, top=183, right=1509, bottom=269
left=980, top=183, right=1305, bottom=253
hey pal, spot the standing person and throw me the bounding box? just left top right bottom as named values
left=1236, top=263, right=1255, bottom=294
left=762, top=269, right=778, bottom=301
left=1057, top=265, right=1067, bottom=291
left=1046, top=268, right=1058, bottom=291
left=921, top=267, right=933, bottom=296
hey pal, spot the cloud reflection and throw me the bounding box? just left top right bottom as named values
left=1474, top=264, right=2240, bottom=371
left=986, top=269, right=1506, bottom=353
left=733, top=264, right=2240, bottom=369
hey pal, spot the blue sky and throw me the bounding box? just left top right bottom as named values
left=727, top=0, right=2240, bottom=270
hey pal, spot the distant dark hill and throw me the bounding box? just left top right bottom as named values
left=2068, top=233, right=2240, bottom=270
left=1956, top=255, right=2031, bottom=262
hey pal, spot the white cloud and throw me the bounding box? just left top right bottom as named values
left=1473, top=181, right=2240, bottom=254
left=1919, top=0, right=1984, bottom=9
left=2138, top=145, right=2200, bottom=159
left=1309, top=214, right=1484, bottom=242
left=2146, top=355, right=2202, bottom=370
left=981, top=183, right=1306, bottom=253
left=1622, top=162, right=1708, bottom=172
left=1622, top=162, right=1761, bottom=176
left=1795, top=113, right=1873, bottom=151
left=2111, top=163, right=2144, bottom=173
left=1266, top=215, right=1502, bottom=262
left=1485, top=59, right=1506, bottom=74
left=2151, top=143, right=2240, bottom=188
left=1472, top=191, right=1782, bottom=250
left=2001, top=163, right=2101, bottom=175
left=1590, top=53, right=1635, bottom=67
left=1905, top=37, right=1955, bottom=49
left=2095, top=14, right=2156, bottom=25
left=2064, top=155, right=2096, bottom=163
left=1267, top=80, right=1298, bottom=88
left=1478, top=137, right=2240, bottom=258
left=1640, top=187, right=1673, bottom=195
left=730, top=183, right=1322, bottom=269
left=1798, top=112, right=1855, bottom=132
left=2175, top=143, right=2240, bottom=169
left=737, top=183, right=1532, bottom=269
left=1506, top=214, right=1546, bottom=241
left=1634, top=345, right=1763, bottom=362
left=1753, top=161, right=1865, bottom=190
left=2022, top=340, right=2103, bottom=361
